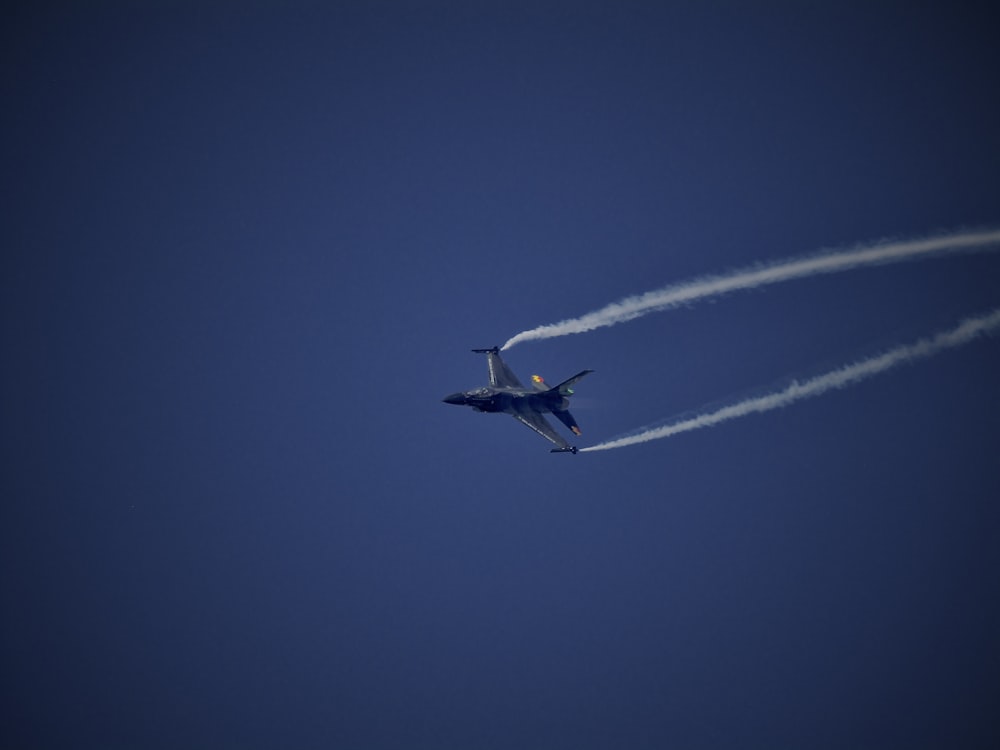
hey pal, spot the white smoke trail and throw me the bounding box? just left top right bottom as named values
left=581, top=309, right=1000, bottom=452
left=501, top=229, right=1000, bottom=350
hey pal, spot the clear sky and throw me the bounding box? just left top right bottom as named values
left=3, top=2, right=999, bottom=748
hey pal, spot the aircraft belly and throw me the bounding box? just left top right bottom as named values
left=494, top=392, right=516, bottom=412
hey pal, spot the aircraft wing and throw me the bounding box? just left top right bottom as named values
left=511, top=411, right=572, bottom=450
left=482, top=349, right=524, bottom=388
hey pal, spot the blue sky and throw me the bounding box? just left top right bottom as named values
left=3, top=2, right=999, bottom=748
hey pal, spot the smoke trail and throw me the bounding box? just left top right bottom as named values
left=501, top=229, right=1000, bottom=350
left=581, top=309, right=1000, bottom=452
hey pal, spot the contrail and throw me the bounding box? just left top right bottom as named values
left=581, top=309, right=1000, bottom=452
left=501, top=229, right=1000, bottom=350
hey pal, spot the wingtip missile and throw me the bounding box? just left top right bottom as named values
left=550, top=446, right=579, bottom=454
left=472, top=346, right=500, bottom=354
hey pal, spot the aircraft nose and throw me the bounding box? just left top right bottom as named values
left=442, top=392, right=467, bottom=405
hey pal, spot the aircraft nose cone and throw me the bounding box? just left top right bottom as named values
left=442, top=392, right=466, bottom=405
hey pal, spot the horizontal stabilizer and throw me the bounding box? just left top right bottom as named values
left=549, top=369, right=594, bottom=396
left=552, top=409, right=583, bottom=436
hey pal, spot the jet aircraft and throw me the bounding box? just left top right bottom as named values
left=442, top=347, right=593, bottom=453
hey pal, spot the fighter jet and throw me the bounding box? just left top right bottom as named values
left=442, top=347, right=593, bottom=453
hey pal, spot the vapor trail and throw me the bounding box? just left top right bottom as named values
left=501, top=229, right=1000, bottom=350
left=581, top=309, right=1000, bottom=452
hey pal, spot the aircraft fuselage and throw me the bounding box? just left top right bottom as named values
left=443, top=387, right=570, bottom=416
